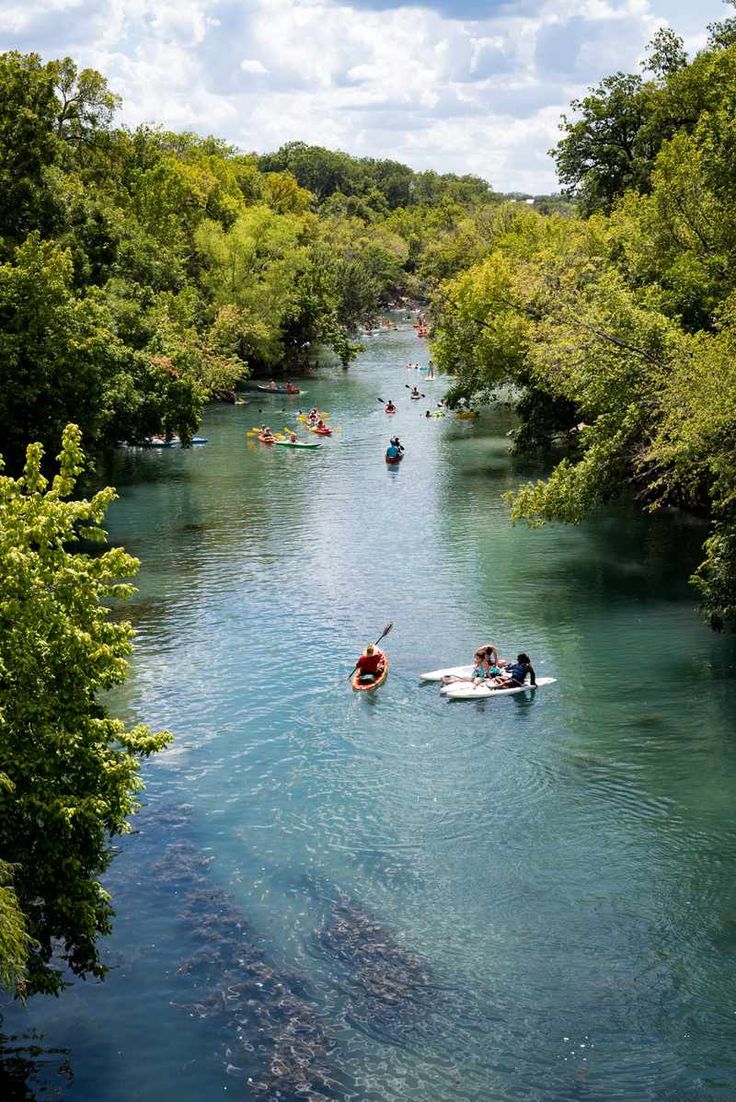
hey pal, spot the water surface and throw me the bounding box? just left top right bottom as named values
left=5, top=319, right=736, bottom=1101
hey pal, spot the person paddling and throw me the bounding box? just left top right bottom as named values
left=385, top=400, right=396, bottom=413
left=390, top=435, right=404, bottom=455
left=355, top=643, right=385, bottom=684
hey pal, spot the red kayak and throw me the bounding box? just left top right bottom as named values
left=385, top=405, right=396, bottom=415
left=385, top=453, right=403, bottom=465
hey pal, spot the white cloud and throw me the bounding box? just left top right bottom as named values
left=0, top=0, right=728, bottom=192
left=240, top=58, right=269, bottom=73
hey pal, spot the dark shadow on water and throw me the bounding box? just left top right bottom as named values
left=0, top=1031, right=72, bottom=1101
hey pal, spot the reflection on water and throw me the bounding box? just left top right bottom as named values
left=3, top=318, right=736, bottom=1101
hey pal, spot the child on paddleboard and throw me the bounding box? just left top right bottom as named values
left=492, top=654, right=536, bottom=690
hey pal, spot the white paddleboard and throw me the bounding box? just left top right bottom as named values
left=420, top=665, right=474, bottom=682
left=443, top=676, right=557, bottom=700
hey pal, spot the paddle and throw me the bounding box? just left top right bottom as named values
left=348, top=622, right=394, bottom=681
left=405, top=384, right=426, bottom=398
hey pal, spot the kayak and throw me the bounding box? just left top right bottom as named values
left=307, top=424, right=332, bottom=436
left=257, top=384, right=301, bottom=395
left=455, top=411, right=478, bottom=420
left=273, top=439, right=320, bottom=449
left=351, top=656, right=389, bottom=692
left=409, top=394, right=421, bottom=400
left=385, top=407, right=397, bottom=415
left=443, top=676, right=557, bottom=700
left=385, top=453, right=403, bottom=465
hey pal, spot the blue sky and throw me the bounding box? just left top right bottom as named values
left=0, top=0, right=729, bottom=192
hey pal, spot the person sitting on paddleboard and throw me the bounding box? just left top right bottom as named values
left=471, top=653, right=490, bottom=684
left=356, top=644, right=384, bottom=683
left=492, top=653, right=536, bottom=689
left=477, top=644, right=510, bottom=668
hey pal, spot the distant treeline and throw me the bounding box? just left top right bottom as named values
left=1, top=50, right=542, bottom=471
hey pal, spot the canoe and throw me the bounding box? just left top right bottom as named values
left=273, top=439, right=320, bottom=449
left=256, top=384, right=301, bottom=395
left=352, top=656, right=389, bottom=692
left=443, top=676, right=557, bottom=700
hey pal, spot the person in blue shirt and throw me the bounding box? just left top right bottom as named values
left=386, top=443, right=400, bottom=460
left=492, top=653, right=536, bottom=689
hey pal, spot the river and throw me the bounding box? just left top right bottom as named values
left=4, top=317, right=736, bottom=1101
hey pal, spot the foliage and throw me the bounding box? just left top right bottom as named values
left=431, top=25, right=736, bottom=624
left=0, top=426, right=171, bottom=996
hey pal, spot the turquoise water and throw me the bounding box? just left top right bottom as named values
left=4, top=319, right=736, bottom=1101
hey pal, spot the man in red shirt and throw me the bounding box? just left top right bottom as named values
left=355, top=644, right=384, bottom=683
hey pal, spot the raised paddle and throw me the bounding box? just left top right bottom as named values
left=348, top=622, right=393, bottom=681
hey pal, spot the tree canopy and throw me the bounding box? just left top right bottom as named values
left=430, top=24, right=736, bottom=627
left=0, top=426, right=171, bottom=996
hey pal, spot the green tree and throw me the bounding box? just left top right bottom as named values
left=0, top=51, right=59, bottom=241
left=0, top=425, right=170, bottom=995
left=48, top=57, right=120, bottom=147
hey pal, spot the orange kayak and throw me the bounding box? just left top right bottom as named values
left=351, top=656, right=389, bottom=692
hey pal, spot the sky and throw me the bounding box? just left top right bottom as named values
left=0, top=0, right=730, bottom=193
